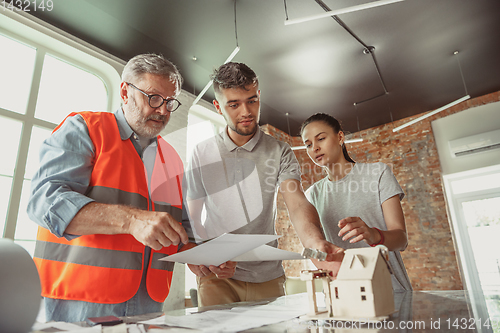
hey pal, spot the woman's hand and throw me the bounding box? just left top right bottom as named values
left=338, top=216, right=381, bottom=246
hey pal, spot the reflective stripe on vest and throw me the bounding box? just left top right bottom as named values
left=34, top=111, right=183, bottom=304
left=34, top=240, right=143, bottom=270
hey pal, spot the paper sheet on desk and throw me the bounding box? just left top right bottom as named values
left=139, top=293, right=315, bottom=332
left=31, top=322, right=102, bottom=332
left=159, top=233, right=304, bottom=266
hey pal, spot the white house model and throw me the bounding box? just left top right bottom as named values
left=301, top=245, right=395, bottom=321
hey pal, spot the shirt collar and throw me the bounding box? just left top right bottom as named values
left=222, top=125, right=262, bottom=152
left=114, top=108, right=135, bottom=141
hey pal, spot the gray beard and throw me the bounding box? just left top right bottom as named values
left=127, top=96, right=167, bottom=138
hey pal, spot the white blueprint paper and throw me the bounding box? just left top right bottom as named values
left=159, top=233, right=283, bottom=266
left=139, top=293, right=313, bottom=332
left=231, top=244, right=305, bottom=261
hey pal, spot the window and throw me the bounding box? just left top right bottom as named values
left=361, top=295, right=367, bottom=301
left=184, top=103, right=225, bottom=297
left=0, top=117, right=23, bottom=233
left=445, top=168, right=500, bottom=291
left=0, top=11, right=121, bottom=256
left=186, top=104, right=225, bottom=161
left=0, top=34, right=36, bottom=114
left=35, top=54, right=108, bottom=123
left=443, top=165, right=500, bottom=326
left=14, top=126, right=52, bottom=255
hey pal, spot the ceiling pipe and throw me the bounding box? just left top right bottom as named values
left=312, top=0, right=390, bottom=99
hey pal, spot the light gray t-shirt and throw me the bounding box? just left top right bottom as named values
left=305, top=162, right=412, bottom=291
left=184, top=127, right=301, bottom=283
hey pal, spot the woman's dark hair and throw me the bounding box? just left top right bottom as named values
left=300, top=113, right=355, bottom=163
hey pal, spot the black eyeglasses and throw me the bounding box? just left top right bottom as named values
left=126, top=82, right=181, bottom=112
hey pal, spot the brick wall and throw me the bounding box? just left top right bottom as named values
left=262, top=89, right=500, bottom=290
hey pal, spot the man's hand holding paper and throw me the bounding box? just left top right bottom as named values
left=180, top=242, right=237, bottom=279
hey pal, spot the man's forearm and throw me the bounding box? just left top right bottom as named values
left=65, top=202, right=132, bottom=236
left=287, top=200, right=326, bottom=248
left=65, top=202, right=189, bottom=250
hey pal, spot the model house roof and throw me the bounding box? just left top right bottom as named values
left=336, top=247, right=388, bottom=281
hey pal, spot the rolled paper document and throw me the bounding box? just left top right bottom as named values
left=0, top=238, right=41, bottom=333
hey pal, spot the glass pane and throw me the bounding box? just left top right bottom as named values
left=463, top=196, right=500, bottom=330
left=15, top=179, right=38, bottom=242
left=484, top=294, right=500, bottom=333
left=17, top=126, right=52, bottom=254
left=0, top=176, right=13, bottom=236
left=0, top=34, right=36, bottom=114
left=24, top=126, right=53, bottom=180
left=0, top=116, right=23, bottom=177
left=35, top=54, right=108, bottom=124
left=463, top=196, right=500, bottom=290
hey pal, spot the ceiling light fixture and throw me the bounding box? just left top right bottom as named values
left=285, top=112, right=292, bottom=136
left=351, top=105, right=364, bottom=143
left=192, top=0, right=240, bottom=106
left=284, top=0, right=405, bottom=26
left=191, top=46, right=240, bottom=106
left=285, top=112, right=301, bottom=149
left=346, top=138, right=364, bottom=143
left=392, top=95, right=470, bottom=132
left=291, top=103, right=365, bottom=150
left=291, top=137, right=365, bottom=151
left=296, top=1, right=390, bottom=111
left=284, top=112, right=362, bottom=151
left=392, top=51, right=471, bottom=132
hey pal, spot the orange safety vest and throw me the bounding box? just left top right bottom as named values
left=33, top=111, right=184, bottom=304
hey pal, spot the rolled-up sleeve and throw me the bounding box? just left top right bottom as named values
left=27, top=114, right=95, bottom=239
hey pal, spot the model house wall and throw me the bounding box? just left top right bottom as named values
left=331, top=247, right=395, bottom=319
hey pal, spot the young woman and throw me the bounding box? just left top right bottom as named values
left=300, top=113, right=412, bottom=291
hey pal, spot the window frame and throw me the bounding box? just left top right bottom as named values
left=443, top=164, right=500, bottom=329
left=0, top=9, right=123, bottom=244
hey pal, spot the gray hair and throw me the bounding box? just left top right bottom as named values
left=122, top=53, right=183, bottom=95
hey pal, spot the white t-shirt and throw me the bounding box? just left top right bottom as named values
left=305, top=162, right=412, bottom=291
left=184, top=127, right=301, bottom=283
